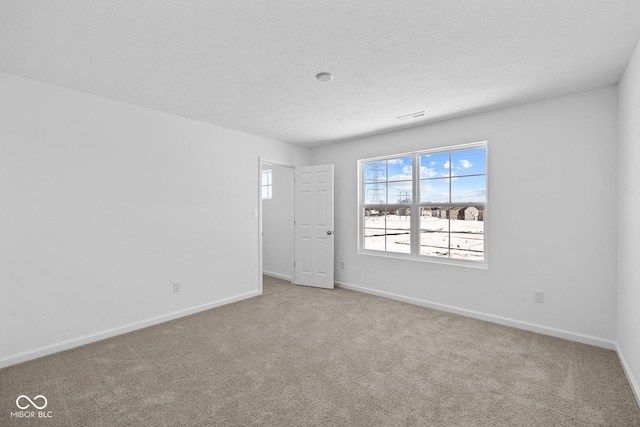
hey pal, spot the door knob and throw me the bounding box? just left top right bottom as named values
left=327, top=230, right=333, bottom=235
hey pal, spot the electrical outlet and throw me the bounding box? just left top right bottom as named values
left=173, top=282, right=181, bottom=293
left=340, top=261, right=345, bottom=269
left=534, top=290, right=544, bottom=304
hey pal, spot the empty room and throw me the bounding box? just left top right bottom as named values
left=2, top=1, right=640, bottom=426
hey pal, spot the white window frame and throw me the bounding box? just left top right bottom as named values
left=357, top=141, right=488, bottom=269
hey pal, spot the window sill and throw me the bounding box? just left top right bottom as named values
left=357, top=248, right=488, bottom=269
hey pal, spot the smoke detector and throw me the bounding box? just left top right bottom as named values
left=316, top=72, right=334, bottom=82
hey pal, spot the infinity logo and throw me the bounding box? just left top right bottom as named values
left=15, top=395, right=48, bottom=410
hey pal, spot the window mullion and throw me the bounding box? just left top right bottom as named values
left=448, top=152, right=452, bottom=258
left=385, top=161, right=388, bottom=252
left=411, top=153, right=420, bottom=256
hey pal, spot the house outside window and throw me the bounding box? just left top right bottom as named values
left=359, top=142, right=487, bottom=267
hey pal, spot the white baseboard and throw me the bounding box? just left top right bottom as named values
left=336, top=281, right=616, bottom=350
left=0, top=290, right=260, bottom=369
left=616, top=343, right=640, bottom=408
left=262, top=270, right=292, bottom=282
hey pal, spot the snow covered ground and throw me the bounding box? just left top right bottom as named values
left=364, top=215, right=484, bottom=260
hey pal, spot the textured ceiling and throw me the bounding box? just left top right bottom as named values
left=2, top=1, right=640, bottom=147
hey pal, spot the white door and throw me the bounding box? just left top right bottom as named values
left=294, top=164, right=334, bottom=289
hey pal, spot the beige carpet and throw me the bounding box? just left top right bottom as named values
left=1, top=275, right=639, bottom=426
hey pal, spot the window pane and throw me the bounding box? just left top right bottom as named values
left=386, top=208, right=411, bottom=230
left=419, top=207, right=449, bottom=257
left=388, top=181, right=412, bottom=204
left=364, top=228, right=386, bottom=251
left=387, top=157, right=413, bottom=181
left=364, top=161, right=386, bottom=183
left=451, top=175, right=486, bottom=203
left=386, top=231, right=411, bottom=253
left=364, top=182, right=387, bottom=204
left=420, top=179, right=449, bottom=203
left=386, top=207, right=411, bottom=254
left=262, top=170, right=272, bottom=199
left=363, top=208, right=411, bottom=254
left=420, top=152, right=450, bottom=178
left=363, top=208, right=385, bottom=229
left=450, top=206, right=484, bottom=260
left=451, top=147, right=486, bottom=176
left=364, top=208, right=385, bottom=251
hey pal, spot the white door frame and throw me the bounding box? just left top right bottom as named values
left=258, top=157, right=295, bottom=295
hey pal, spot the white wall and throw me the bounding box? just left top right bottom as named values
left=618, top=40, right=640, bottom=403
left=312, top=86, right=619, bottom=347
left=0, top=73, right=310, bottom=367
left=262, top=164, right=294, bottom=280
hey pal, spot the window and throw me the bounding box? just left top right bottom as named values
left=359, top=142, right=487, bottom=266
left=262, top=169, right=272, bottom=199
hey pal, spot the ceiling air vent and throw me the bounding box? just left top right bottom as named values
left=395, top=111, right=426, bottom=121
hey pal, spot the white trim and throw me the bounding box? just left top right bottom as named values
left=357, top=247, right=488, bottom=269
left=0, top=290, right=260, bottom=369
left=616, top=343, right=640, bottom=408
left=258, top=157, right=264, bottom=295
left=263, top=270, right=293, bottom=282
left=336, top=280, right=615, bottom=350
left=359, top=140, right=487, bottom=164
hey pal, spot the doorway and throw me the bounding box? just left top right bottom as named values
left=260, top=160, right=294, bottom=292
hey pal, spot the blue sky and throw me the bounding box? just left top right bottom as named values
left=364, top=147, right=486, bottom=204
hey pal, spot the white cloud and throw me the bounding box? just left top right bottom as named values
left=389, top=164, right=412, bottom=180
left=444, top=160, right=450, bottom=169
left=420, top=166, right=438, bottom=178
left=459, top=159, right=473, bottom=169
left=388, top=174, right=412, bottom=180
left=388, top=158, right=404, bottom=165
left=429, top=161, right=436, bottom=166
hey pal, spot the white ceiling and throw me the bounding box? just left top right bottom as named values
left=2, top=1, right=640, bottom=147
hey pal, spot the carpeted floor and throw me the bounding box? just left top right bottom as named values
left=1, top=275, right=639, bottom=426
